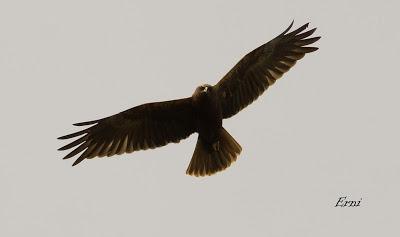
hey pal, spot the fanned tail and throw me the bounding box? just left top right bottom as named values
left=186, top=127, right=242, bottom=177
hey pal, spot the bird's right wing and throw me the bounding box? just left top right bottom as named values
left=58, top=98, right=196, bottom=166
left=215, top=21, right=320, bottom=119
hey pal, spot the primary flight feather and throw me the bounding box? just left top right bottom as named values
left=58, top=21, right=320, bottom=176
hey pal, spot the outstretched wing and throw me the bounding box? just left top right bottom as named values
left=215, top=21, right=320, bottom=119
left=58, top=98, right=196, bottom=166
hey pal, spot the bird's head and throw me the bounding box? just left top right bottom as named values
left=193, top=84, right=213, bottom=97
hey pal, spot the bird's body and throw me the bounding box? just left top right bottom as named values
left=58, top=21, right=320, bottom=176
left=192, top=85, right=222, bottom=148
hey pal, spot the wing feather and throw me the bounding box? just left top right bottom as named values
left=215, top=21, right=320, bottom=118
left=58, top=98, right=196, bottom=165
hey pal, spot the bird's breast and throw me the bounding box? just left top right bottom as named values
left=194, top=93, right=222, bottom=143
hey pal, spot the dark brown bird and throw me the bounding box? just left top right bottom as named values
left=58, top=21, right=320, bottom=177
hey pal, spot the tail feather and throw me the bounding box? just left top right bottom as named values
left=186, top=127, right=242, bottom=176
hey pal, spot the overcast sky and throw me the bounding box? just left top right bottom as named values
left=1, top=0, right=399, bottom=236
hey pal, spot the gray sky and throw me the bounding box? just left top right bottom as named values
left=1, top=0, right=399, bottom=236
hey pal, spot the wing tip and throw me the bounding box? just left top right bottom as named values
left=72, top=155, right=87, bottom=166
left=308, top=47, right=319, bottom=52
left=73, top=120, right=99, bottom=126
left=309, top=27, right=317, bottom=33
left=57, top=130, right=87, bottom=140
left=281, top=20, right=316, bottom=38
left=280, top=19, right=295, bottom=36
left=58, top=134, right=71, bottom=140
left=72, top=160, right=80, bottom=166
left=62, top=154, right=72, bottom=160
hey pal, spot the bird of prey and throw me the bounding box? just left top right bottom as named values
left=58, top=21, right=320, bottom=177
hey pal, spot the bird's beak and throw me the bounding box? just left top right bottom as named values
left=202, top=87, right=208, bottom=93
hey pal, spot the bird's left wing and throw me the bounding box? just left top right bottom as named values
left=58, top=98, right=196, bottom=166
left=215, top=21, right=320, bottom=119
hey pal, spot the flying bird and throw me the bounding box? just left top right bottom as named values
left=58, top=21, right=320, bottom=176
